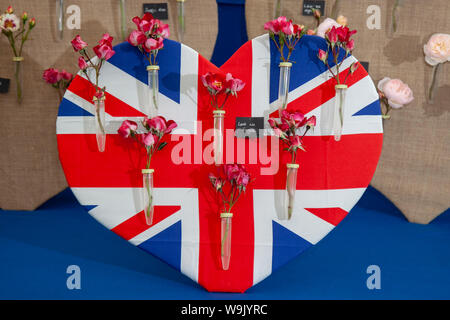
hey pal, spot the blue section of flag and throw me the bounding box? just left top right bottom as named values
left=108, top=40, right=181, bottom=103
left=269, top=35, right=348, bottom=104
left=138, top=220, right=182, bottom=271
left=352, top=99, right=381, bottom=116
left=272, top=221, right=312, bottom=272
left=82, top=205, right=98, bottom=213
left=58, top=98, right=94, bottom=117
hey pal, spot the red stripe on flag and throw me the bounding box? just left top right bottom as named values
left=68, top=75, right=146, bottom=117
left=269, top=62, right=367, bottom=117
left=305, top=207, right=348, bottom=226
left=111, top=206, right=181, bottom=241
left=196, top=43, right=255, bottom=293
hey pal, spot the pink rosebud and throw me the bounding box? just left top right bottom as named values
left=326, top=26, right=338, bottom=44
left=307, top=29, right=316, bottom=35
left=60, top=70, right=73, bottom=81
left=127, top=30, right=146, bottom=46
left=118, top=120, right=138, bottom=138
left=29, top=17, right=35, bottom=29
left=268, top=118, right=277, bottom=128
left=42, top=68, right=61, bottom=84
left=318, top=49, right=328, bottom=62
left=99, top=33, right=113, bottom=46
left=306, top=116, right=316, bottom=128
left=93, top=43, right=115, bottom=60
left=71, top=35, right=88, bottom=52
left=209, top=173, right=224, bottom=191
left=165, top=120, right=177, bottom=134
left=94, top=90, right=104, bottom=99
left=6, top=6, right=13, bottom=14
left=225, top=73, right=245, bottom=95
left=289, top=135, right=302, bottom=148
left=142, top=132, right=157, bottom=146
left=148, top=116, right=167, bottom=133
left=345, top=39, right=355, bottom=51
left=143, top=37, right=164, bottom=52
left=78, top=57, right=88, bottom=70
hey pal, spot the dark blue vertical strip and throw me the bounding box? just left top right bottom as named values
left=211, top=0, right=248, bottom=67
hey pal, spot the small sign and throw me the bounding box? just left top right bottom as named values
left=143, top=3, right=169, bottom=20
left=360, top=61, right=370, bottom=73
left=0, top=78, right=10, bottom=93
left=235, top=117, right=265, bottom=138
left=302, top=0, right=325, bottom=16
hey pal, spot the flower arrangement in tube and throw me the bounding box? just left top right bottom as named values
left=127, top=13, right=170, bottom=116
left=317, top=24, right=358, bottom=141
left=72, top=33, right=115, bottom=152
left=201, top=72, right=245, bottom=164
left=264, top=16, right=306, bottom=115
left=118, top=116, right=177, bottom=226
left=1, top=6, right=36, bottom=102
left=268, top=110, right=316, bottom=220
left=42, top=68, right=73, bottom=102
left=209, top=164, right=251, bottom=270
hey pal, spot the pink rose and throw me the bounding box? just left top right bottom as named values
left=326, top=26, right=338, bottom=44
left=377, top=77, right=414, bottom=109
left=71, top=35, right=87, bottom=52
left=59, top=70, right=73, bottom=81
left=78, top=57, right=88, bottom=70
left=99, top=33, right=113, bottom=46
left=165, top=120, right=177, bottom=134
left=424, top=33, right=450, bottom=66
left=93, top=43, right=115, bottom=60
left=318, top=49, right=327, bottom=62
left=127, top=30, right=146, bottom=46
left=209, top=173, right=224, bottom=191
left=201, top=72, right=225, bottom=94
left=306, top=116, right=316, bottom=128
left=225, top=73, right=245, bottom=94
left=316, top=18, right=340, bottom=38
left=143, top=37, right=164, bottom=52
left=157, top=21, right=170, bottom=38
left=264, top=16, right=293, bottom=35
left=289, top=135, right=302, bottom=148
left=141, top=133, right=157, bottom=146
left=118, top=120, right=138, bottom=138
left=42, top=68, right=61, bottom=84
left=148, top=116, right=167, bottom=132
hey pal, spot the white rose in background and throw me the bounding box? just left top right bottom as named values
left=424, top=33, right=450, bottom=103
left=316, top=18, right=340, bottom=38
left=377, top=77, right=414, bottom=119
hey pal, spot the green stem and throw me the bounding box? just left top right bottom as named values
left=392, top=0, right=400, bottom=33
left=428, top=63, right=440, bottom=102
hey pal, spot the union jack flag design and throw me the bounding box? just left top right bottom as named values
left=56, top=35, right=383, bottom=293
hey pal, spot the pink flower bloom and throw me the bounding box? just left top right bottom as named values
left=201, top=72, right=225, bottom=95
left=60, top=70, right=73, bottom=81
left=141, top=132, right=157, bottom=146
left=326, top=26, right=338, bottom=44
left=118, top=120, right=138, bottom=138
left=424, top=33, right=450, bottom=66
left=127, top=29, right=146, bottom=46
left=316, top=18, right=340, bottom=38
left=78, top=57, right=88, bottom=70
left=345, top=39, right=355, bottom=51
left=289, top=135, right=302, bottom=148
left=209, top=173, right=224, bottom=191
left=165, top=120, right=177, bottom=134
left=268, top=118, right=277, bottom=128
left=93, top=42, right=115, bottom=60
left=264, top=16, right=293, bottom=35
left=94, top=90, right=104, bottom=99
left=143, top=37, right=164, bottom=52
left=71, top=35, right=88, bottom=52
left=225, top=73, right=245, bottom=94
left=132, top=13, right=155, bottom=33
left=157, top=21, right=170, bottom=38
left=306, top=116, right=316, bottom=128
left=148, top=116, right=167, bottom=132
left=42, top=68, right=61, bottom=84
left=377, top=77, right=414, bottom=109
left=318, top=49, right=327, bottom=62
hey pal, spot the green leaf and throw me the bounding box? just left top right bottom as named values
left=157, top=142, right=167, bottom=151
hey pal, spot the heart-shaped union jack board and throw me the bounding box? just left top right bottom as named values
left=56, top=35, right=383, bottom=293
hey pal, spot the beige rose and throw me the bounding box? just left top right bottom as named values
left=378, top=77, right=414, bottom=109
left=336, top=15, right=348, bottom=27
left=424, top=33, right=450, bottom=66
